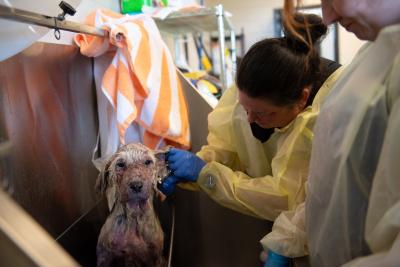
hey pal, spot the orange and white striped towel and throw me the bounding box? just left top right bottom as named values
left=74, top=9, right=190, bottom=150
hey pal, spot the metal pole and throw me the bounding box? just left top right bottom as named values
left=0, top=4, right=105, bottom=37
left=230, top=30, right=237, bottom=77
left=216, top=4, right=227, bottom=92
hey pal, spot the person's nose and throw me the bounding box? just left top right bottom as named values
left=246, top=111, right=257, bottom=123
left=321, top=0, right=340, bottom=25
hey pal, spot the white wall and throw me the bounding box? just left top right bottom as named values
left=205, top=0, right=283, bottom=52
left=204, top=0, right=364, bottom=65
left=338, top=27, right=365, bottom=65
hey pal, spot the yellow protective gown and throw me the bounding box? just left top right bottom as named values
left=191, top=67, right=343, bottom=257
left=306, top=24, right=400, bottom=266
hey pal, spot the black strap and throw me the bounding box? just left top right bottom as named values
left=307, top=58, right=341, bottom=106
left=321, top=57, right=342, bottom=75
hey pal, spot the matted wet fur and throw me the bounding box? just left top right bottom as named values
left=95, top=143, right=169, bottom=267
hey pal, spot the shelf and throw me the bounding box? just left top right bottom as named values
left=154, top=6, right=233, bottom=34
left=153, top=5, right=235, bottom=92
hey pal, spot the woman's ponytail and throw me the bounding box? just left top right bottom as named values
left=283, top=13, right=328, bottom=55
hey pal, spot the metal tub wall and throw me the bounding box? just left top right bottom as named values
left=0, top=42, right=271, bottom=267
left=0, top=42, right=102, bottom=266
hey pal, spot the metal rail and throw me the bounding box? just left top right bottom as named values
left=216, top=4, right=227, bottom=91
left=0, top=4, right=105, bottom=37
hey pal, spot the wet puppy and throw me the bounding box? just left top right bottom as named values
left=96, top=143, right=169, bottom=267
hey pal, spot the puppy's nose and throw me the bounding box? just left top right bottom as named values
left=130, top=181, right=143, bottom=193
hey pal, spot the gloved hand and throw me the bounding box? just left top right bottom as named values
left=167, top=148, right=206, bottom=182
left=158, top=175, right=180, bottom=196
left=264, top=250, right=290, bottom=267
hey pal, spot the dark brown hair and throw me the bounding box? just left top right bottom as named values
left=235, top=12, right=327, bottom=106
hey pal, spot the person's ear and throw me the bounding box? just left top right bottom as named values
left=299, top=87, right=311, bottom=109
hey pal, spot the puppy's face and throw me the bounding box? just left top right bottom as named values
left=97, top=143, right=169, bottom=210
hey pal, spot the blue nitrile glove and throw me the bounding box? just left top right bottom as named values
left=264, top=250, right=290, bottom=267
left=167, top=148, right=206, bottom=182
left=159, top=175, right=180, bottom=196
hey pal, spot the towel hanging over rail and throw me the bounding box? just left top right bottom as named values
left=75, top=9, right=190, bottom=156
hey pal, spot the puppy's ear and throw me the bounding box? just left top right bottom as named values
left=95, top=166, right=110, bottom=195
left=153, top=148, right=170, bottom=202
left=95, top=155, right=118, bottom=211
left=154, top=148, right=170, bottom=181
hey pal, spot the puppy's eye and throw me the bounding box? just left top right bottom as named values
left=144, top=159, right=153, bottom=166
left=116, top=160, right=126, bottom=169
left=116, top=215, right=125, bottom=226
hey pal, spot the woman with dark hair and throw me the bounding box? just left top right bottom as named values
left=160, top=13, right=342, bottom=266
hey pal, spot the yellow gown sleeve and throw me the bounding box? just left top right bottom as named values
left=260, top=202, right=307, bottom=257
left=196, top=115, right=313, bottom=221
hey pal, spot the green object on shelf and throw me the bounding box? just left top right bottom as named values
left=159, top=0, right=169, bottom=7
left=121, top=0, right=169, bottom=14
left=121, top=0, right=149, bottom=14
